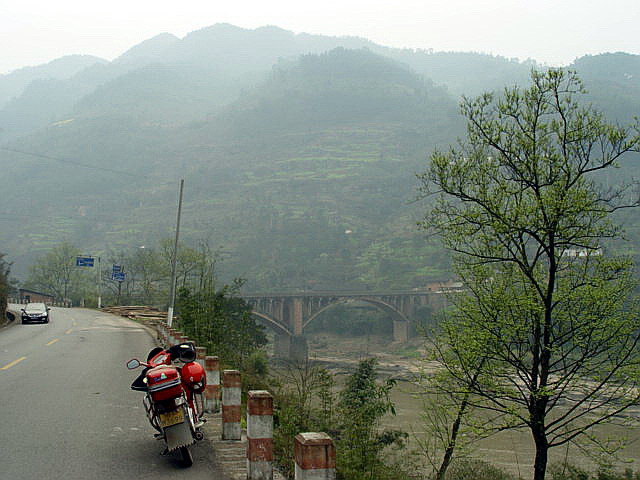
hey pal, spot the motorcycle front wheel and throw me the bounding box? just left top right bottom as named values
left=179, top=446, right=193, bottom=467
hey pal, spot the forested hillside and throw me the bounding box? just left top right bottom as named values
left=1, top=25, right=639, bottom=291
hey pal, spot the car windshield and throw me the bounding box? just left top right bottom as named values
left=25, top=303, right=46, bottom=313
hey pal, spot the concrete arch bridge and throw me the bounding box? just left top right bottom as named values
left=242, top=291, right=446, bottom=360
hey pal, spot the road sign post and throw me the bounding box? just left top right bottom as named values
left=97, top=257, right=101, bottom=309
left=76, top=255, right=101, bottom=308
left=76, top=256, right=94, bottom=267
left=111, top=265, right=125, bottom=305
left=112, top=272, right=125, bottom=282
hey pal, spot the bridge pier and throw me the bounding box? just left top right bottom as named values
left=274, top=333, right=291, bottom=359
left=393, top=319, right=409, bottom=343
left=272, top=333, right=308, bottom=362
left=290, top=335, right=308, bottom=362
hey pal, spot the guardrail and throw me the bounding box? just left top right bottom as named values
left=7, top=298, right=71, bottom=307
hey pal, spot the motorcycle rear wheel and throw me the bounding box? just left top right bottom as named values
left=179, top=446, right=193, bottom=467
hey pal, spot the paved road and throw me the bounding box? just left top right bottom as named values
left=0, top=306, right=229, bottom=480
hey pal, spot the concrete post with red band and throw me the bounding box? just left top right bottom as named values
left=195, top=347, right=206, bottom=368
left=156, top=323, right=164, bottom=343
left=247, top=391, right=273, bottom=480
left=162, top=323, right=170, bottom=344
left=294, top=433, right=336, bottom=480
left=161, top=323, right=168, bottom=344
left=222, top=370, right=241, bottom=440
left=205, top=356, right=220, bottom=413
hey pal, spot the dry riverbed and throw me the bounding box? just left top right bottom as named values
left=305, top=332, right=640, bottom=477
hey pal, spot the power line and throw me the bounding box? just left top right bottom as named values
left=1, top=146, right=145, bottom=178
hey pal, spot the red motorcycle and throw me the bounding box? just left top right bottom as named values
left=127, top=342, right=206, bottom=467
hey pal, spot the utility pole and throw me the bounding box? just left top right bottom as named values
left=167, top=179, right=184, bottom=327
left=97, top=256, right=102, bottom=309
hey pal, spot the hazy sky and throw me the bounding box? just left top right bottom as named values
left=1, top=0, right=639, bottom=74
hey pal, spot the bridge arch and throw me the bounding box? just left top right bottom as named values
left=302, top=296, right=410, bottom=341
left=251, top=311, right=293, bottom=337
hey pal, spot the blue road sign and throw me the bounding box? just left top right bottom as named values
left=112, top=272, right=126, bottom=282
left=112, top=264, right=122, bottom=274
left=76, top=256, right=94, bottom=267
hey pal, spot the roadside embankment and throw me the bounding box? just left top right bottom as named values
left=2, top=303, right=21, bottom=328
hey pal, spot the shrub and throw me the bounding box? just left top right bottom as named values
left=445, top=459, right=517, bottom=480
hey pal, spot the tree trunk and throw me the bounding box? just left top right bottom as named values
left=532, top=424, right=548, bottom=480
left=436, top=398, right=466, bottom=480
left=437, top=360, right=485, bottom=480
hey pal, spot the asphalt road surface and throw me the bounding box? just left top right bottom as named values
left=0, top=306, right=229, bottom=480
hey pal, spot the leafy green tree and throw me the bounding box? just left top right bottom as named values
left=100, top=240, right=219, bottom=306
left=271, top=358, right=407, bottom=480
left=336, top=358, right=406, bottom=480
left=175, top=279, right=267, bottom=366
left=128, top=246, right=166, bottom=305
left=25, top=242, right=85, bottom=302
left=160, top=239, right=220, bottom=292
left=271, top=359, right=336, bottom=479
left=418, top=69, right=640, bottom=480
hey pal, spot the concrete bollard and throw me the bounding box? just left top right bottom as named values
left=222, top=370, right=242, bottom=440
left=195, top=347, right=206, bottom=369
left=294, top=433, right=336, bottom=480
left=205, top=356, right=220, bottom=413
left=247, top=391, right=274, bottom=480
left=158, top=323, right=168, bottom=344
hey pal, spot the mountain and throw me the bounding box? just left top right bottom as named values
left=157, top=24, right=374, bottom=73
left=396, top=51, right=534, bottom=96
left=0, top=48, right=461, bottom=288
left=0, top=55, right=107, bottom=107
left=572, top=52, right=640, bottom=123
left=1, top=25, right=639, bottom=289
left=114, top=33, right=180, bottom=65
left=0, top=25, right=375, bottom=142
left=0, top=24, right=542, bottom=143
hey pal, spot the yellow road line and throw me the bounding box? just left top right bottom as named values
left=46, top=338, right=60, bottom=346
left=65, top=328, right=73, bottom=335
left=1, top=356, right=27, bottom=370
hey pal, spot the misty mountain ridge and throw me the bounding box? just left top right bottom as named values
left=0, top=46, right=462, bottom=287
left=1, top=24, right=639, bottom=289
left=0, top=54, right=107, bottom=106
left=198, top=48, right=457, bottom=138
left=113, top=33, right=180, bottom=65
left=1, top=23, right=638, bottom=141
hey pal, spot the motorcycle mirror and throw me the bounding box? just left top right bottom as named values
left=126, top=358, right=141, bottom=370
